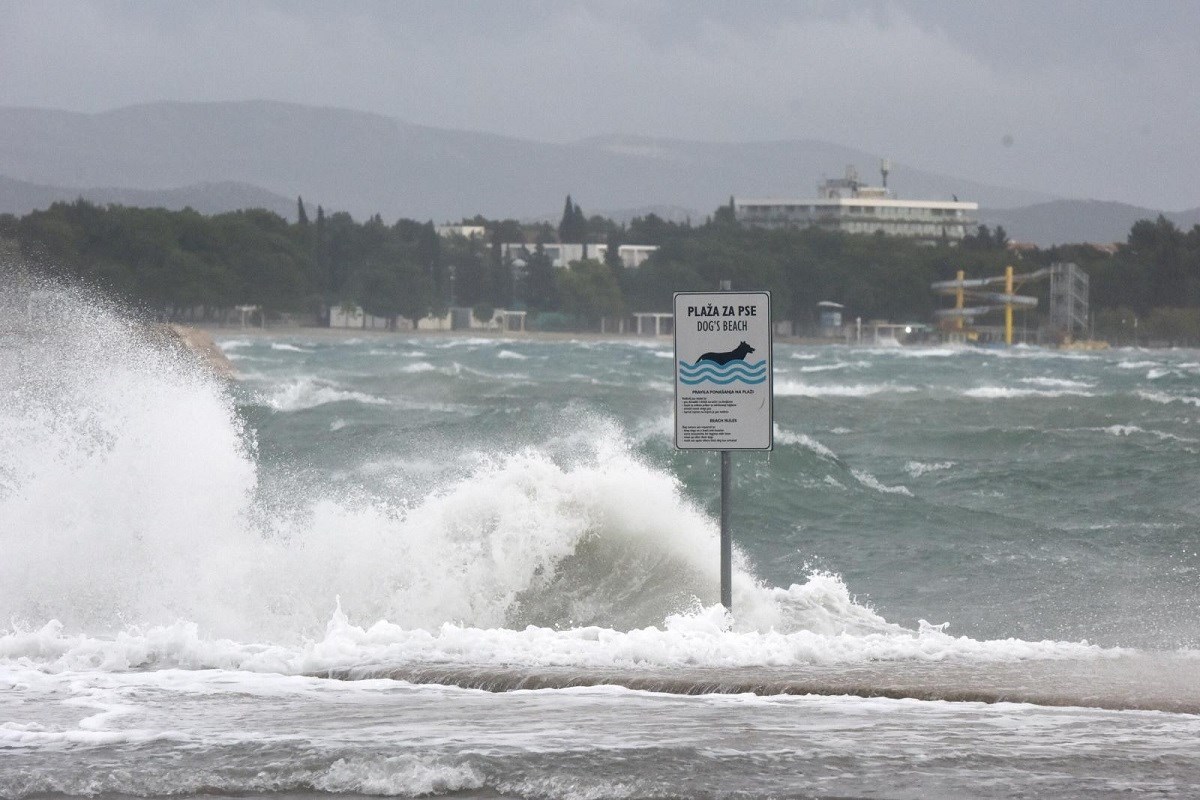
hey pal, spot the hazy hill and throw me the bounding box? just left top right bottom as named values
left=0, top=100, right=1049, bottom=223
left=0, top=100, right=1191, bottom=246
left=982, top=200, right=1200, bottom=248
left=0, top=174, right=293, bottom=218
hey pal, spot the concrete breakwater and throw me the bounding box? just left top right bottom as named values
left=157, top=323, right=237, bottom=378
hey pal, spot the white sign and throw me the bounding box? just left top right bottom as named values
left=673, top=291, right=773, bottom=450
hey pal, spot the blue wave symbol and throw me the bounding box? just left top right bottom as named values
left=679, top=359, right=768, bottom=385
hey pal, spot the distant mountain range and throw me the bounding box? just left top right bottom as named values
left=979, top=200, right=1200, bottom=248
left=0, top=100, right=1194, bottom=246
left=0, top=175, right=293, bottom=219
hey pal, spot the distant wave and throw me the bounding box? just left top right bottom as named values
left=963, top=386, right=1095, bottom=399
left=851, top=469, right=913, bottom=496
left=1096, top=425, right=1198, bottom=443
left=265, top=377, right=389, bottom=411
left=775, top=382, right=915, bottom=398
left=1136, top=390, right=1200, bottom=407
left=905, top=461, right=956, bottom=478
left=1020, top=377, right=1095, bottom=390
left=773, top=426, right=840, bottom=461
left=797, top=361, right=870, bottom=373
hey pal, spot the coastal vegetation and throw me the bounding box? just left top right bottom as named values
left=3, top=197, right=1200, bottom=343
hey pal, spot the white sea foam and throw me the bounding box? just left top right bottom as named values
left=1118, top=360, right=1158, bottom=370
left=1096, top=425, right=1198, bottom=443
left=1137, top=390, right=1200, bottom=407
left=1104, top=424, right=1142, bottom=436
left=264, top=377, right=389, bottom=410
left=963, top=386, right=1095, bottom=399
left=270, top=343, right=314, bottom=353
left=850, top=469, right=913, bottom=496
left=862, top=346, right=965, bottom=358
left=798, top=361, right=868, bottom=373
left=216, top=339, right=252, bottom=350
left=0, top=590, right=1120, bottom=677
left=775, top=382, right=915, bottom=398
left=497, top=350, right=528, bottom=360
left=1020, top=377, right=1094, bottom=390
left=1, top=314, right=772, bottom=641
left=905, top=461, right=955, bottom=478
left=773, top=426, right=839, bottom=460
left=633, top=414, right=674, bottom=443
left=400, top=362, right=438, bottom=373
left=0, top=284, right=1137, bottom=686
left=316, top=756, right=485, bottom=795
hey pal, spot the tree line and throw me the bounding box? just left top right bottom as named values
left=3, top=196, right=1200, bottom=342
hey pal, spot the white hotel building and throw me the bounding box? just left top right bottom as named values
left=735, top=165, right=978, bottom=242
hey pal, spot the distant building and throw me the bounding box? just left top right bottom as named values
left=436, top=224, right=487, bottom=239
left=500, top=242, right=657, bottom=269
left=734, top=163, right=978, bottom=242
left=616, top=244, right=657, bottom=268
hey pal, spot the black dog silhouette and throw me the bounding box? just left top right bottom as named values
left=696, top=341, right=755, bottom=366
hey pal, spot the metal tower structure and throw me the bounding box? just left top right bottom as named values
left=1049, top=262, right=1089, bottom=340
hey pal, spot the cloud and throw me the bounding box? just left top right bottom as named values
left=1, top=1, right=1197, bottom=208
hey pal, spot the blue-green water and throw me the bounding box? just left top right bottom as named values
left=232, top=334, right=1200, bottom=649
left=4, top=296, right=1200, bottom=798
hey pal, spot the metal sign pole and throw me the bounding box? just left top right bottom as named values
left=672, top=284, right=772, bottom=618
left=717, top=279, right=732, bottom=613
left=720, top=449, right=732, bottom=610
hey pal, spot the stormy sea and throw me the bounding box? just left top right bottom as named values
left=3, top=284, right=1199, bottom=798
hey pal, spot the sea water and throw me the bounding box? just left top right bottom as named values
left=2, top=284, right=1200, bottom=798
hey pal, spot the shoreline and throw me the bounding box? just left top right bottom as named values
left=195, top=323, right=840, bottom=347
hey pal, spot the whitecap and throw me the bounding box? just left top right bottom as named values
left=851, top=469, right=913, bottom=496
left=1136, top=390, right=1200, bottom=407
left=774, top=426, right=839, bottom=460
left=905, top=461, right=955, bottom=478
left=264, top=378, right=388, bottom=411
left=776, top=382, right=916, bottom=398
left=963, top=386, right=1094, bottom=399
left=1020, top=377, right=1095, bottom=389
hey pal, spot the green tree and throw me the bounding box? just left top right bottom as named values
left=557, top=258, right=622, bottom=327
left=522, top=240, right=558, bottom=312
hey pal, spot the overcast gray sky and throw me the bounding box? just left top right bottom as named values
left=3, top=0, right=1198, bottom=209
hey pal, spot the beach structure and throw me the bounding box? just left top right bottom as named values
left=1048, top=262, right=1090, bottom=341
left=734, top=162, right=978, bottom=242
left=932, top=261, right=1088, bottom=345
